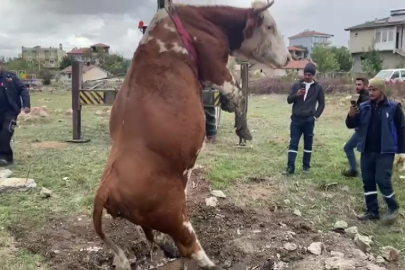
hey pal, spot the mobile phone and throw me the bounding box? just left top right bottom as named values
left=350, top=100, right=357, bottom=107
left=300, top=82, right=305, bottom=89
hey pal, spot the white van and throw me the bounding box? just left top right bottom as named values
left=373, top=69, right=405, bottom=82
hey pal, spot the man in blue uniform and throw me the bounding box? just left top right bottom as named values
left=346, top=78, right=405, bottom=224
left=0, top=60, right=31, bottom=166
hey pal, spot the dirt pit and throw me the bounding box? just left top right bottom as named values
left=8, top=170, right=398, bottom=269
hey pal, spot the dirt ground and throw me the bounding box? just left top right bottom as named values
left=8, top=168, right=399, bottom=270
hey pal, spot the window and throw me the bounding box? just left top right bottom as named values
left=391, top=71, right=400, bottom=79
left=375, top=28, right=395, bottom=43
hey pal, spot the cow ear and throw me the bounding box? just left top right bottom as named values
left=243, top=12, right=264, bottom=39
left=243, top=15, right=255, bottom=39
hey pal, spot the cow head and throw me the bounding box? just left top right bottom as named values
left=232, top=0, right=291, bottom=68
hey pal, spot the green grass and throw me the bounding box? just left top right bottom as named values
left=0, top=91, right=405, bottom=268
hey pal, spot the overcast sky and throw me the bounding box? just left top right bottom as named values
left=0, top=0, right=402, bottom=59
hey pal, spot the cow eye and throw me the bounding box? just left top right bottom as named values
left=266, top=26, right=272, bottom=30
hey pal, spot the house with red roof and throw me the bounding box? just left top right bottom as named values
left=67, top=43, right=110, bottom=62
left=288, top=30, right=334, bottom=58
left=248, top=47, right=317, bottom=78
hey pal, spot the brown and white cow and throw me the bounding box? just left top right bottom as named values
left=93, top=1, right=290, bottom=269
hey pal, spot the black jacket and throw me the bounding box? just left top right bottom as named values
left=0, top=70, right=30, bottom=114
left=287, top=80, right=325, bottom=118
left=357, top=89, right=369, bottom=106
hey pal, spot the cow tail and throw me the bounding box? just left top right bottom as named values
left=93, top=188, right=131, bottom=269
left=93, top=188, right=108, bottom=241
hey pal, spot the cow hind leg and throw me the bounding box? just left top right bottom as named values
left=170, top=217, right=221, bottom=270
left=142, top=226, right=181, bottom=259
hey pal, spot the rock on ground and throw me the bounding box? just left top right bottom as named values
left=307, top=242, right=322, bottom=255
left=345, top=226, right=358, bottom=239
left=205, top=197, right=218, bottom=207
left=324, top=257, right=355, bottom=270
left=354, top=234, right=373, bottom=253
left=210, top=190, right=226, bottom=198
left=0, top=178, right=37, bottom=193
left=0, top=169, right=13, bottom=178
left=381, top=246, right=400, bottom=261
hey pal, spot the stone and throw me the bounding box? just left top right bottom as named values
left=345, top=226, right=358, bottom=239
left=334, top=220, right=348, bottom=230
left=352, top=249, right=367, bottom=260
left=0, top=169, right=12, bottom=178
left=293, top=209, right=302, bottom=217
left=205, top=197, right=218, bottom=207
left=40, top=187, right=52, bottom=198
left=330, top=251, right=344, bottom=258
left=283, top=242, right=297, bottom=251
left=324, top=257, right=355, bottom=270
left=307, top=242, right=322, bottom=255
left=0, top=178, right=37, bottom=193
left=376, top=256, right=385, bottom=264
left=210, top=190, right=226, bottom=198
left=381, top=246, right=400, bottom=261
left=366, top=263, right=387, bottom=270
left=354, top=234, right=373, bottom=253
left=283, top=199, right=290, bottom=204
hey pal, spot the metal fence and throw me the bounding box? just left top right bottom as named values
left=316, top=72, right=369, bottom=81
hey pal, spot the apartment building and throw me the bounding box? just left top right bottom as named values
left=21, top=44, right=66, bottom=69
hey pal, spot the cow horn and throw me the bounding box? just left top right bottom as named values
left=254, top=0, right=274, bottom=15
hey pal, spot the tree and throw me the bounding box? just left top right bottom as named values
left=59, top=55, right=72, bottom=70
left=39, top=69, right=54, bottom=85
left=311, top=44, right=339, bottom=72
left=361, top=44, right=383, bottom=76
left=331, top=46, right=353, bottom=72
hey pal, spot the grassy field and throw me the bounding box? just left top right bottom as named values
left=1, top=91, right=405, bottom=269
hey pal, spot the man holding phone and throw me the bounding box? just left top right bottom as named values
left=346, top=78, right=405, bottom=224
left=283, top=63, right=325, bottom=175
left=342, top=78, right=369, bottom=177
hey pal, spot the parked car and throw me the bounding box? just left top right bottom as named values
left=373, top=68, right=405, bottom=82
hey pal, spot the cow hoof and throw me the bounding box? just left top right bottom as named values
left=235, top=114, right=252, bottom=141
left=160, top=242, right=181, bottom=258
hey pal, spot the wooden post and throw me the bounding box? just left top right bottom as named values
left=67, top=61, right=90, bottom=143
left=241, top=63, right=249, bottom=115
left=239, top=62, right=249, bottom=146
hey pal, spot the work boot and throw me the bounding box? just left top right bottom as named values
left=303, top=168, right=310, bottom=174
left=282, top=167, right=294, bottom=176
left=0, top=159, right=11, bottom=167
left=381, top=208, right=399, bottom=225
left=357, top=211, right=380, bottom=222
left=206, top=135, right=217, bottom=144
left=342, top=169, right=359, bottom=177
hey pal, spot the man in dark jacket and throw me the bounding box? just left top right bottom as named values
left=283, top=63, right=325, bottom=175
left=346, top=78, right=405, bottom=224
left=342, top=78, right=369, bottom=177
left=0, top=60, right=31, bottom=166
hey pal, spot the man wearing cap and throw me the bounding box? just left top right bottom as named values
left=342, top=77, right=369, bottom=177
left=283, top=63, right=325, bottom=175
left=0, top=60, right=31, bottom=166
left=346, top=78, right=405, bottom=224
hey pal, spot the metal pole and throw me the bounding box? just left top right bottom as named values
left=67, top=61, right=90, bottom=143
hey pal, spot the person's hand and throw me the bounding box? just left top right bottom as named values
left=23, top=107, right=30, bottom=114
left=297, top=88, right=306, bottom=96
left=348, top=106, right=359, bottom=117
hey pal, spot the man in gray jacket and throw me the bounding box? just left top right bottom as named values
left=283, top=63, right=325, bottom=175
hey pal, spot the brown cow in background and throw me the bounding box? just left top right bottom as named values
left=93, top=1, right=291, bottom=269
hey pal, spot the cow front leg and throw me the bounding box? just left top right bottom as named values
left=212, top=77, right=252, bottom=141
left=210, top=73, right=252, bottom=141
